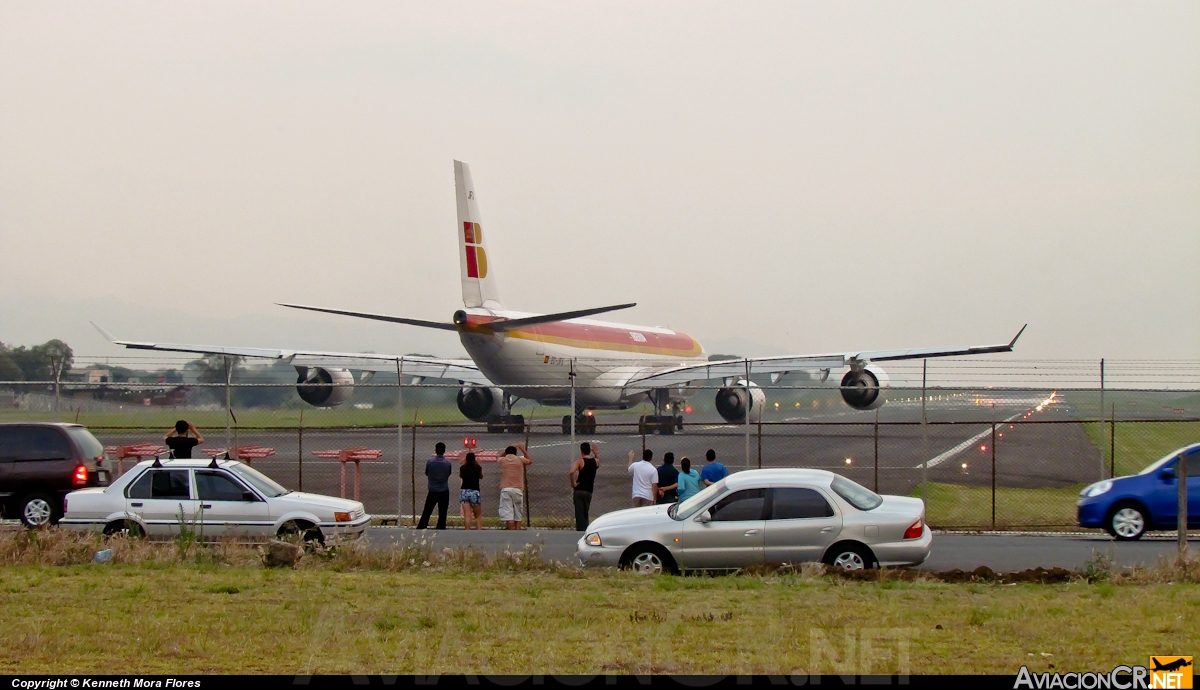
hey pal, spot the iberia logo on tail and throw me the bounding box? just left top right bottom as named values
left=464, top=222, right=488, bottom=278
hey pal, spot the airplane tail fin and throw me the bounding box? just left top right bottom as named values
left=455, top=161, right=503, bottom=310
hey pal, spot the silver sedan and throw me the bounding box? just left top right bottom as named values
left=576, top=468, right=931, bottom=574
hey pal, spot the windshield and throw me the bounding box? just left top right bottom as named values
left=830, top=475, right=883, bottom=511
left=673, top=479, right=727, bottom=520
left=1140, top=447, right=1200, bottom=475
left=67, top=427, right=105, bottom=459
left=228, top=463, right=289, bottom=498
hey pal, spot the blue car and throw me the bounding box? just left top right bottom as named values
left=1077, top=442, right=1200, bottom=540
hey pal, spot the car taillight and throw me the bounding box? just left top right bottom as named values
left=72, top=465, right=89, bottom=486
left=903, top=517, right=924, bottom=540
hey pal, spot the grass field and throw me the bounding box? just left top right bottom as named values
left=0, top=530, right=1197, bottom=674
left=1079, top=421, right=1200, bottom=478
left=2, top=562, right=1197, bottom=674
left=915, top=482, right=1084, bottom=529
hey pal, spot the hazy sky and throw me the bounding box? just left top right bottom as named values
left=2, top=1, right=1197, bottom=363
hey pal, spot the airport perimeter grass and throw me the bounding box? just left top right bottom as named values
left=0, top=531, right=1197, bottom=675
left=1080, top=420, right=1200, bottom=478
left=3, top=562, right=1199, bottom=674
left=917, top=482, right=1083, bottom=529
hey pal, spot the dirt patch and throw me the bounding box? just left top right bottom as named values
left=821, top=563, right=1076, bottom=584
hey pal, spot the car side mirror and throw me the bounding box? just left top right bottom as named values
left=694, top=512, right=711, bottom=524
left=1159, top=468, right=1176, bottom=481
left=242, top=491, right=257, bottom=502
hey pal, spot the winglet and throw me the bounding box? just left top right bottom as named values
left=1007, top=324, right=1027, bottom=350
left=91, top=321, right=119, bottom=343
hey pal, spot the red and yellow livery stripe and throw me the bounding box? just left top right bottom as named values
left=460, top=314, right=702, bottom=357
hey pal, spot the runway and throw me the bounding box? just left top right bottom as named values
left=90, top=388, right=1102, bottom=525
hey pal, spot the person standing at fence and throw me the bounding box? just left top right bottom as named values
left=417, top=442, right=452, bottom=530
left=497, top=443, right=533, bottom=530
left=676, top=457, right=702, bottom=502
left=700, top=448, right=727, bottom=487
left=164, top=420, right=204, bottom=459
left=568, top=442, right=600, bottom=531
left=656, top=452, right=679, bottom=504
left=459, top=451, right=483, bottom=530
left=627, top=449, right=659, bottom=508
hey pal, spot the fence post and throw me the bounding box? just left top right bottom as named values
left=569, top=359, right=576, bottom=469
left=524, top=418, right=532, bottom=529
left=756, top=418, right=762, bottom=469
left=297, top=409, right=304, bottom=492
left=921, top=360, right=928, bottom=507
left=410, top=423, right=417, bottom=527
left=1109, top=404, right=1116, bottom=479
left=224, top=356, right=232, bottom=451
left=744, top=359, right=752, bottom=467
left=873, top=408, right=879, bottom=492
left=395, top=358, right=404, bottom=525
left=1179, top=451, right=1188, bottom=562
left=991, top=404, right=997, bottom=531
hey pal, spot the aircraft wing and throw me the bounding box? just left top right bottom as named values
left=91, top=323, right=494, bottom=386
left=621, top=326, right=1026, bottom=389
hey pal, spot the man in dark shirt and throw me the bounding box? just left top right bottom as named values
left=656, top=452, right=680, bottom=504
left=164, top=420, right=204, bottom=459
left=417, top=442, right=453, bottom=529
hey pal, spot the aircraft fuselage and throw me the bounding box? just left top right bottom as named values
left=457, top=308, right=707, bottom=408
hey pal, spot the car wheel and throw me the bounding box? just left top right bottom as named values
left=824, top=543, right=878, bottom=571
left=621, top=543, right=676, bottom=575
left=104, top=520, right=145, bottom=538
left=1107, top=504, right=1147, bottom=541
left=19, top=493, right=59, bottom=528
left=278, top=520, right=324, bottom=544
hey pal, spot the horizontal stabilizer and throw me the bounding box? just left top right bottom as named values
left=276, top=303, right=459, bottom=331
left=486, top=303, right=637, bottom=332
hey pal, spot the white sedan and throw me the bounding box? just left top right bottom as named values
left=60, top=458, right=370, bottom=541
left=577, top=468, right=932, bottom=574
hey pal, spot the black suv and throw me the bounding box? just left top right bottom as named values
left=0, top=423, right=111, bottom=527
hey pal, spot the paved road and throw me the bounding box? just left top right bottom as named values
left=363, top=527, right=1196, bottom=572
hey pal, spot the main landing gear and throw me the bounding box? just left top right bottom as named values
left=638, top=388, right=684, bottom=435
left=486, top=415, right=526, bottom=434
left=486, top=392, right=526, bottom=433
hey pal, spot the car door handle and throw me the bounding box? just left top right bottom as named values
left=821, top=527, right=834, bottom=533
left=744, top=529, right=759, bottom=536
left=201, top=504, right=212, bottom=509
left=130, top=502, right=143, bottom=507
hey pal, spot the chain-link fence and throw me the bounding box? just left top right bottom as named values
left=2, top=377, right=1197, bottom=530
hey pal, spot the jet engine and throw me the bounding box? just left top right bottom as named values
left=456, top=385, right=506, bottom=422
left=295, top=367, right=355, bottom=407
left=715, top=381, right=765, bottom=423
left=839, top=365, right=890, bottom=411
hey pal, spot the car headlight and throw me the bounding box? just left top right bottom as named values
left=1082, top=481, right=1113, bottom=498
left=584, top=532, right=602, bottom=546
left=334, top=511, right=353, bottom=522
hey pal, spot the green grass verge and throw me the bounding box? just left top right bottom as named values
left=916, top=482, right=1084, bottom=529
left=2, top=563, right=1197, bottom=674
left=1079, top=421, right=1200, bottom=478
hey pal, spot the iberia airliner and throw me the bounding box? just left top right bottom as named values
left=97, top=161, right=1024, bottom=433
